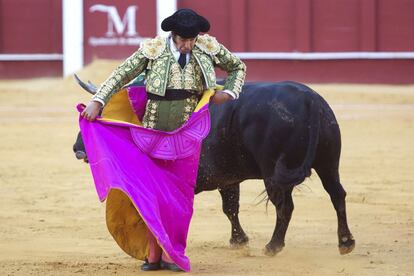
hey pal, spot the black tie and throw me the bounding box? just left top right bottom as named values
left=178, top=53, right=186, bottom=69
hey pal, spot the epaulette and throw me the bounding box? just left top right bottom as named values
left=195, top=34, right=220, bottom=55
left=140, top=36, right=167, bottom=59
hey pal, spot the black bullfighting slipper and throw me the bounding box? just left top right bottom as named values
left=140, top=259, right=161, bottom=271
left=160, top=260, right=184, bottom=272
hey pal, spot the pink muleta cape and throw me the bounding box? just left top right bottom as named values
left=78, top=86, right=213, bottom=271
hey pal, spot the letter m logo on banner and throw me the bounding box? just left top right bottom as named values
left=90, top=4, right=138, bottom=37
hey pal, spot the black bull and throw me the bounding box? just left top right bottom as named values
left=73, top=81, right=355, bottom=255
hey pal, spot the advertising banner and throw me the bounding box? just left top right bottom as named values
left=83, top=0, right=157, bottom=64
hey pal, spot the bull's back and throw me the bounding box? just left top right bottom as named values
left=197, top=81, right=337, bottom=191
left=237, top=82, right=324, bottom=137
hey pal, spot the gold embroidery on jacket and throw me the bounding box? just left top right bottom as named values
left=141, top=36, right=166, bottom=60
left=181, top=96, right=199, bottom=125
left=196, top=34, right=220, bottom=55
left=167, top=56, right=204, bottom=91
left=142, top=100, right=159, bottom=128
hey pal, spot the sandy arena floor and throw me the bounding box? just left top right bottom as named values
left=0, top=61, right=413, bottom=275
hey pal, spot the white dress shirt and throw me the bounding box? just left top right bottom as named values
left=169, top=36, right=189, bottom=65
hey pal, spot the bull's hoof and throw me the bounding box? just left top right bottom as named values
left=230, top=235, right=249, bottom=248
left=263, top=243, right=284, bottom=256
left=338, top=235, right=355, bottom=255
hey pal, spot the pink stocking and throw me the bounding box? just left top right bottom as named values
left=146, top=229, right=162, bottom=263
left=162, top=251, right=173, bottom=263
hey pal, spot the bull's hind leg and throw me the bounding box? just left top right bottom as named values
left=263, top=181, right=294, bottom=256
left=315, top=166, right=355, bottom=254
left=218, top=184, right=249, bottom=246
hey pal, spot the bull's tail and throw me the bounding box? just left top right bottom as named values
left=273, top=98, right=321, bottom=188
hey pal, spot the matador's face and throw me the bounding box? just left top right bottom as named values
left=173, top=34, right=197, bottom=54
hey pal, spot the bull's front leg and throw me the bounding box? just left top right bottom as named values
left=218, top=184, right=249, bottom=247
left=264, top=182, right=294, bottom=256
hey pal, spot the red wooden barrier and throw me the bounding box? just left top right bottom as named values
left=1, top=0, right=414, bottom=83
left=0, top=0, right=62, bottom=78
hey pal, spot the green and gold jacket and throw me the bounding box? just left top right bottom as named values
left=92, top=34, right=246, bottom=105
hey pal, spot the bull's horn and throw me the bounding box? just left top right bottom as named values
left=74, top=74, right=98, bottom=95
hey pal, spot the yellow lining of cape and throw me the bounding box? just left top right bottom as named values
left=106, top=189, right=150, bottom=260
left=100, top=88, right=142, bottom=125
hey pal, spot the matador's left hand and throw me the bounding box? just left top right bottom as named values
left=211, top=91, right=232, bottom=105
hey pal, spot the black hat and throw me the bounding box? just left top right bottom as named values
left=161, top=9, right=210, bottom=38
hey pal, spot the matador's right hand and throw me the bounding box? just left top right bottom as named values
left=81, top=101, right=102, bottom=121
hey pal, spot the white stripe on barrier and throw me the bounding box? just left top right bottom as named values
left=2, top=52, right=414, bottom=62
left=0, top=54, right=64, bottom=61
left=235, top=52, right=414, bottom=60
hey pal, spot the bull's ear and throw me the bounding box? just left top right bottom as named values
left=74, top=74, right=98, bottom=95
